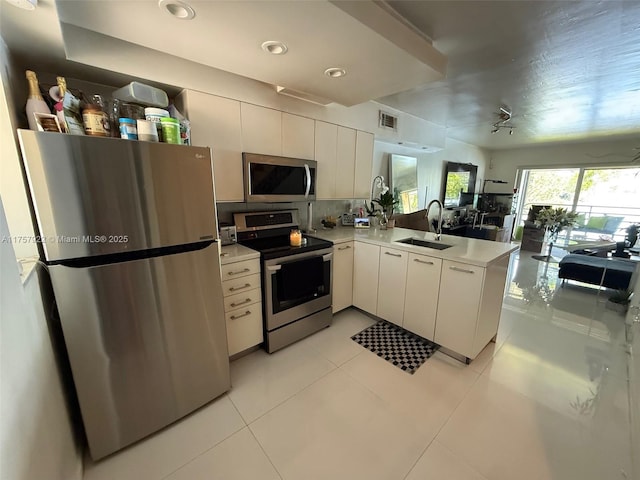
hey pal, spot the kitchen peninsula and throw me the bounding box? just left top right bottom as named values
left=312, top=226, right=519, bottom=364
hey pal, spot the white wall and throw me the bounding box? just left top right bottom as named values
left=373, top=137, right=490, bottom=211
left=488, top=138, right=640, bottom=194
left=0, top=198, right=82, bottom=480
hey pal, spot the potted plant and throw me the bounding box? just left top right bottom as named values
left=533, top=207, right=579, bottom=261
left=607, top=289, right=633, bottom=314
left=371, top=190, right=399, bottom=228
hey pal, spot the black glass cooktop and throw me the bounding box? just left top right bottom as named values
left=239, top=235, right=332, bottom=260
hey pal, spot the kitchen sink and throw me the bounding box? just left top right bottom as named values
left=397, top=238, right=453, bottom=250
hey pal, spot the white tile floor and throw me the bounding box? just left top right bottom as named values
left=82, top=251, right=636, bottom=480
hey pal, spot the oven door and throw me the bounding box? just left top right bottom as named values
left=264, top=249, right=332, bottom=331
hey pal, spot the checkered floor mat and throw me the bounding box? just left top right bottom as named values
left=351, top=320, right=440, bottom=374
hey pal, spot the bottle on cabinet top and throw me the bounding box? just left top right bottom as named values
left=25, top=70, right=51, bottom=131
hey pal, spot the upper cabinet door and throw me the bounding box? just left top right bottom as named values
left=314, top=120, right=337, bottom=199
left=334, top=126, right=356, bottom=199
left=354, top=131, right=374, bottom=199
left=175, top=90, right=244, bottom=202
left=282, top=113, right=314, bottom=160
left=241, top=103, right=282, bottom=156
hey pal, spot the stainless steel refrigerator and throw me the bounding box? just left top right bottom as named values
left=18, top=130, right=231, bottom=460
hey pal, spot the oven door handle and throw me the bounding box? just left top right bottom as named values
left=267, top=252, right=332, bottom=272
left=304, top=163, right=311, bottom=198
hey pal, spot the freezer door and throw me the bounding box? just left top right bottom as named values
left=18, top=130, right=217, bottom=262
left=49, top=242, right=230, bottom=460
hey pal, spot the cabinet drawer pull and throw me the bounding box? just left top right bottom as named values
left=337, top=245, right=352, bottom=250
left=450, top=266, right=474, bottom=274
left=230, top=310, right=252, bottom=320
left=227, top=267, right=250, bottom=276
left=384, top=251, right=402, bottom=257
left=230, top=298, right=252, bottom=308
left=414, top=259, right=434, bottom=265
left=229, top=283, right=251, bottom=292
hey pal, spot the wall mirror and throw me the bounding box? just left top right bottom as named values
left=442, top=161, right=478, bottom=207
left=390, top=154, right=419, bottom=214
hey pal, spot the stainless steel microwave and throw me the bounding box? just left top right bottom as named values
left=243, top=153, right=316, bottom=203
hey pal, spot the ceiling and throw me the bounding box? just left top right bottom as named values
left=1, top=0, right=639, bottom=150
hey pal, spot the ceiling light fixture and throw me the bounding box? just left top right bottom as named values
left=158, top=0, right=195, bottom=20
left=324, top=68, right=347, bottom=78
left=4, top=0, right=37, bottom=10
left=491, top=106, right=515, bottom=135
left=261, top=41, right=288, bottom=55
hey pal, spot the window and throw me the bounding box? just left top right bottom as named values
left=516, top=166, right=640, bottom=241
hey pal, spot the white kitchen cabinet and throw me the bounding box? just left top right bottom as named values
left=434, top=260, right=484, bottom=359
left=376, top=247, right=408, bottom=326
left=175, top=90, right=244, bottom=202
left=316, top=125, right=372, bottom=200
left=241, top=103, right=282, bottom=156
left=332, top=241, right=354, bottom=313
left=225, top=306, right=263, bottom=357
left=352, top=242, right=380, bottom=315
left=221, top=257, right=263, bottom=357
left=221, top=258, right=260, bottom=280
left=334, top=126, right=357, bottom=199
left=282, top=112, right=314, bottom=160
left=403, top=253, right=442, bottom=341
left=221, top=273, right=261, bottom=297
left=314, top=120, right=338, bottom=199
left=434, top=255, right=510, bottom=361
left=354, top=131, right=374, bottom=199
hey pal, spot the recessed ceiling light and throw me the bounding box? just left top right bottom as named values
left=324, top=68, right=346, bottom=78
left=158, top=0, right=195, bottom=20
left=4, top=0, right=37, bottom=10
left=261, top=41, right=288, bottom=55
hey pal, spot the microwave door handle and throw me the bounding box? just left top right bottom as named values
left=304, top=164, right=311, bottom=198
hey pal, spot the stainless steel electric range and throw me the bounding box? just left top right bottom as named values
left=233, top=210, right=333, bottom=353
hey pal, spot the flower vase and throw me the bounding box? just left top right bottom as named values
left=534, top=228, right=559, bottom=262
left=380, top=211, right=389, bottom=229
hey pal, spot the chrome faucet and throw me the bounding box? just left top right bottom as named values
left=425, top=199, right=444, bottom=240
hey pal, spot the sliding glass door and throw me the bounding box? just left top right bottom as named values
left=516, top=166, right=640, bottom=241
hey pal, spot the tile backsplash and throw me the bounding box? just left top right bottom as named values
left=216, top=199, right=368, bottom=229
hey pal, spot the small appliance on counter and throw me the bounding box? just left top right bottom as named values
left=219, top=225, right=237, bottom=245
left=341, top=212, right=356, bottom=226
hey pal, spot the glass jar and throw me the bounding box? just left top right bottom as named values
left=289, top=229, right=302, bottom=247
left=82, top=95, right=110, bottom=137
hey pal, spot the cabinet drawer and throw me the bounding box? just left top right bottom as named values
left=221, top=259, right=260, bottom=280
left=225, top=303, right=264, bottom=356
left=222, top=273, right=261, bottom=297
left=223, top=288, right=262, bottom=312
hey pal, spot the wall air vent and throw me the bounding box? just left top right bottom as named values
left=379, top=111, right=398, bottom=131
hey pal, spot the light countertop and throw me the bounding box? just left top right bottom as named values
left=309, top=226, right=519, bottom=267
left=220, top=243, right=259, bottom=265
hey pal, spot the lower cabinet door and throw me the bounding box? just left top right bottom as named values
left=376, top=247, right=408, bottom=326
left=353, top=242, right=380, bottom=315
left=225, top=301, right=263, bottom=356
left=434, top=261, right=484, bottom=357
left=403, top=253, right=442, bottom=341
left=332, top=242, right=354, bottom=313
